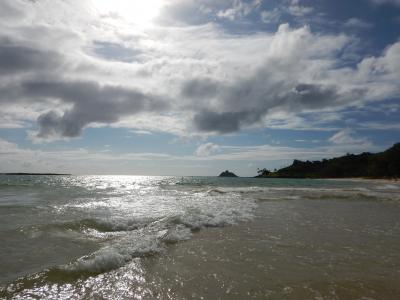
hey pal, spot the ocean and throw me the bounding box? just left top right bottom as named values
left=0, top=175, right=400, bottom=299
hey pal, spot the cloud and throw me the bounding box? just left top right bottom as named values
left=0, top=1, right=28, bottom=23
left=344, top=18, right=373, bottom=29
left=157, top=0, right=231, bottom=25
left=190, top=81, right=345, bottom=133
left=260, top=9, right=281, bottom=23
left=369, top=0, right=400, bottom=6
left=129, top=129, right=153, bottom=135
left=184, top=24, right=367, bottom=133
left=181, top=78, right=220, bottom=99
left=260, top=0, right=313, bottom=23
left=287, top=0, right=314, bottom=16
left=0, top=136, right=180, bottom=174
left=195, top=142, right=220, bottom=156
left=0, top=0, right=399, bottom=143
left=193, top=110, right=258, bottom=133
left=0, top=42, right=61, bottom=76
left=92, top=41, right=141, bottom=63
left=217, top=0, right=261, bottom=21
left=192, top=142, right=382, bottom=163
left=0, top=138, right=19, bottom=154
left=0, top=131, right=386, bottom=175
left=329, top=129, right=371, bottom=146
left=25, top=80, right=169, bottom=139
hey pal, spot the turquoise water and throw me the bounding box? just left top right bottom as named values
left=1, top=175, right=400, bottom=299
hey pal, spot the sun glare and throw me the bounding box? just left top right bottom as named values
left=94, top=0, right=164, bottom=26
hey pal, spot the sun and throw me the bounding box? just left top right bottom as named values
left=93, top=0, right=164, bottom=26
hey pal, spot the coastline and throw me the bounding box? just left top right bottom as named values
left=254, top=143, right=400, bottom=180
left=324, top=177, right=400, bottom=184
left=0, top=173, right=71, bottom=176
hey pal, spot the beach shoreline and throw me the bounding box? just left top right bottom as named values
left=324, top=177, right=400, bottom=184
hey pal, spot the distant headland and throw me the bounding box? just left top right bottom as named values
left=1, top=173, right=71, bottom=176
left=255, top=143, right=400, bottom=179
left=218, top=170, right=238, bottom=177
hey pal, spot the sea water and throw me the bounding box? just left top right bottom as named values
left=0, top=175, right=400, bottom=299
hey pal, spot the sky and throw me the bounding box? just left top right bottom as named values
left=0, top=0, right=399, bottom=176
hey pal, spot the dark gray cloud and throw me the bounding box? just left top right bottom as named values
left=0, top=78, right=168, bottom=138
left=293, top=83, right=341, bottom=108
left=194, top=110, right=261, bottom=133
left=292, top=84, right=366, bottom=111
left=181, top=78, right=220, bottom=99
left=28, top=80, right=169, bottom=138
left=188, top=76, right=365, bottom=134
left=0, top=40, right=61, bottom=75
left=36, top=111, right=82, bottom=138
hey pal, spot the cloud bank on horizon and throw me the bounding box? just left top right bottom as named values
left=0, top=0, right=399, bottom=175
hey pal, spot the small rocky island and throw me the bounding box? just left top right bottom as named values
left=218, top=170, right=238, bottom=177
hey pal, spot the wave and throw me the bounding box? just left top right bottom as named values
left=207, top=185, right=400, bottom=202
left=39, top=200, right=254, bottom=237
left=5, top=192, right=256, bottom=293
left=377, top=184, right=400, bottom=190
left=0, top=183, right=33, bottom=188
left=0, top=223, right=194, bottom=297
left=206, top=188, right=227, bottom=195
left=51, top=218, right=149, bottom=233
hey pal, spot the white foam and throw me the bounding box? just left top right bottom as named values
left=48, top=178, right=263, bottom=273
left=60, top=190, right=257, bottom=272
left=159, top=225, right=192, bottom=243
left=63, top=229, right=164, bottom=273
left=378, top=184, right=400, bottom=190
left=62, top=221, right=197, bottom=273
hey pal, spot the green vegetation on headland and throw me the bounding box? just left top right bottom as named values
left=219, top=170, right=238, bottom=177
left=255, top=143, right=400, bottom=179
left=1, top=173, right=71, bottom=176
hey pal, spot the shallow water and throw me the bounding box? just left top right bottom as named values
left=0, top=175, right=400, bottom=299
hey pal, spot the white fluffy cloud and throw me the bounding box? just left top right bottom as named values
left=329, top=129, right=371, bottom=146
left=217, top=0, right=261, bottom=20
left=260, top=8, right=281, bottom=23
left=195, top=143, right=220, bottom=156
left=287, top=0, right=314, bottom=16
left=344, top=18, right=373, bottom=29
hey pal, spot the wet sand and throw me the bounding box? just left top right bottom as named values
left=142, top=199, right=400, bottom=299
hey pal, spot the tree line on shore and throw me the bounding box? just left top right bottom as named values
left=255, top=143, right=400, bottom=179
